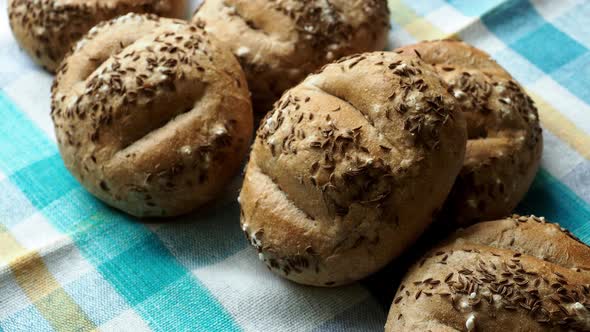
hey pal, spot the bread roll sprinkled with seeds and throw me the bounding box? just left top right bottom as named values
left=8, top=0, right=187, bottom=72
left=397, top=40, right=543, bottom=226
left=238, top=51, right=467, bottom=286
left=51, top=14, right=253, bottom=217
left=386, top=215, right=590, bottom=331
left=192, top=0, right=390, bottom=113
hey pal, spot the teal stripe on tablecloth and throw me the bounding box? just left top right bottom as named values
left=97, top=231, right=188, bottom=305
left=0, top=92, right=241, bottom=332
left=41, top=188, right=241, bottom=331
left=136, top=274, right=238, bottom=332
left=10, top=153, right=78, bottom=210
left=96, top=230, right=239, bottom=331
left=516, top=168, right=590, bottom=243
left=480, top=0, right=546, bottom=44
left=446, top=0, right=505, bottom=17
left=510, top=23, right=586, bottom=73
left=153, top=202, right=248, bottom=269
left=480, top=0, right=590, bottom=104
left=0, top=92, right=55, bottom=175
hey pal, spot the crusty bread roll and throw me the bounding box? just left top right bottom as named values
left=386, top=215, right=590, bottom=331
left=51, top=14, right=253, bottom=217
left=238, top=51, right=467, bottom=286
left=397, top=41, right=543, bottom=226
left=8, top=0, right=187, bottom=72
left=192, top=0, right=390, bottom=113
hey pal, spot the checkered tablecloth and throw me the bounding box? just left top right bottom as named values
left=1, top=0, right=590, bottom=331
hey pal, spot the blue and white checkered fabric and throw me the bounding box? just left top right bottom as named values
left=1, top=0, right=589, bottom=331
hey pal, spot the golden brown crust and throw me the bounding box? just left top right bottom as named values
left=385, top=215, right=590, bottom=332
left=396, top=41, right=543, bottom=226
left=8, top=0, right=187, bottom=72
left=192, top=0, right=390, bottom=113
left=51, top=14, right=253, bottom=217
left=239, top=52, right=467, bottom=286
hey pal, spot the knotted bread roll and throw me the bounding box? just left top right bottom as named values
left=51, top=14, right=253, bottom=217
left=239, top=51, right=467, bottom=286
left=8, top=0, right=187, bottom=72
left=386, top=215, right=590, bottom=331
left=192, top=0, right=390, bottom=112
left=397, top=40, right=543, bottom=226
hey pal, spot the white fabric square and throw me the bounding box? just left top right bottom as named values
left=41, top=239, right=94, bottom=287
left=193, top=248, right=371, bottom=332
left=531, top=0, right=581, bottom=22
left=425, top=5, right=472, bottom=34
left=541, top=130, right=584, bottom=179
left=2, top=72, right=55, bottom=142
left=0, top=4, right=12, bottom=45
left=0, top=182, right=38, bottom=229
left=9, top=212, right=62, bottom=251
left=459, top=20, right=507, bottom=56
left=529, top=76, right=590, bottom=135
left=99, top=309, right=151, bottom=332
left=491, top=48, right=546, bottom=85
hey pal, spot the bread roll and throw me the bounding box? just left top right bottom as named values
left=192, top=0, right=390, bottom=112
left=238, top=51, right=467, bottom=286
left=51, top=14, right=253, bottom=217
left=386, top=215, right=590, bottom=331
left=8, top=0, right=187, bottom=72
left=397, top=41, right=543, bottom=226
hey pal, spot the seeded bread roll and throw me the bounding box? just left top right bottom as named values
left=238, top=52, right=467, bottom=286
left=386, top=215, right=590, bottom=331
left=192, top=0, right=390, bottom=113
left=397, top=41, right=543, bottom=226
left=8, top=0, right=187, bottom=72
left=51, top=14, right=253, bottom=217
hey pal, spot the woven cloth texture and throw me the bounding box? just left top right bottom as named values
left=1, top=0, right=590, bottom=331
